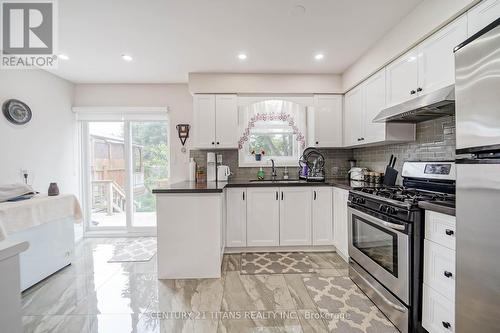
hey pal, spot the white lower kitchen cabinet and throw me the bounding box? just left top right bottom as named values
left=312, top=187, right=334, bottom=245
left=422, top=284, right=455, bottom=333
left=246, top=187, right=280, bottom=247
left=422, top=211, right=456, bottom=333
left=225, top=188, right=247, bottom=247
left=279, top=187, right=312, bottom=246
left=333, top=187, right=349, bottom=260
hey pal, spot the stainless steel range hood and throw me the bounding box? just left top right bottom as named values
left=373, top=84, right=455, bottom=123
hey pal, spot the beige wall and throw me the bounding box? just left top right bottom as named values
left=74, top=84, right=193, bottom=183
left=342, top=0, right=479, bottom=91
left=189, top=73, right=343, bottom=94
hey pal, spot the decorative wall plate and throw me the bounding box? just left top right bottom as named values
left=2, top=99, right=32, bottom=125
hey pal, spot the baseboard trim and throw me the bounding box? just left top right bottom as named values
left=224, top=245, right=337, bottom=254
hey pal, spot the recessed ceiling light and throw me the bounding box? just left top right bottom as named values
left=58, top=54, right=69, bottom=60
left=237, top=53, right=248, bottom=60
left=314, top=53, right=325, bottom=60
left=121, top=54, right=133, bottom=62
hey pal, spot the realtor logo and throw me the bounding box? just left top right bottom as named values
left=1, top=0, right=57, bottom=68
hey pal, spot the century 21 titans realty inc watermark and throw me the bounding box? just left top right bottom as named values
left=1, top=0, right=58, bottom=69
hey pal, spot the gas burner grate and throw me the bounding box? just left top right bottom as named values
left=356, top=186, right=455, bottom=204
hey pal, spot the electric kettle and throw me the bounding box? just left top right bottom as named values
left=217, top=165, right=231, bottom=181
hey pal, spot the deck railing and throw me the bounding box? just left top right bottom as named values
left=92, top=180, right=126, bottom=215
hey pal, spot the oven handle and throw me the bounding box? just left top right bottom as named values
left=369, top=279, right=407, bottom=313
left=381, top=221, right=406, bottom=231
left=348, top=207, right=407, bottom=234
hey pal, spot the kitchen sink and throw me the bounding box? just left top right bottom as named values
left=249, top=179, right=303, bottom=183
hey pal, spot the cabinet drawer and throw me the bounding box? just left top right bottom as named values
left=425, top=211, right=456, bottom=250
left=424, top=240, right=455, bottom=300
left=422, top=284, right=455, bottom=333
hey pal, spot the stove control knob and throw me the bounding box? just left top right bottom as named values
left=388, top=207, right=397, bottom=215
left=352, top=197, right=365, bottom=204
left=379, top=205, right=388, bottom=213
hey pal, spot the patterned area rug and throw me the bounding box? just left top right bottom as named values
left=108, top=237, right=157, bottom=262
left=302, top=276, right=398, bottom=332
left=240, top=252, right=316, bottom=274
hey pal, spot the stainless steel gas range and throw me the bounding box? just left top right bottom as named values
left=347, top=161, right=456, bottom=333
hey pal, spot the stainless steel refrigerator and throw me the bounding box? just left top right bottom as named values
left=454, top=18, right=500, bottom=333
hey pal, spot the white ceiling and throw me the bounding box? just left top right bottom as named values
left=51, top=0, right=423, bottom=83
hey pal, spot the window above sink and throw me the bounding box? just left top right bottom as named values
left=238, top=99, right=307, bottom=167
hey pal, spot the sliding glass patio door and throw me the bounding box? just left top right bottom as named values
left=83, top=120, right=168, bottom=234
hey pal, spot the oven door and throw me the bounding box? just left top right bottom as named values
left=348, top=206, right=410, bottom=304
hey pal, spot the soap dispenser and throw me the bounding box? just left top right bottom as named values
left=257, top=167, right=265, bottom=180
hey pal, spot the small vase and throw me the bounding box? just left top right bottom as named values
left=255, top=153, right=262, bottom=161
left=48, top=183, right=59, bottom=196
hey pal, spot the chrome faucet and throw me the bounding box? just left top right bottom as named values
left=270, top=159, right=277, bottom=180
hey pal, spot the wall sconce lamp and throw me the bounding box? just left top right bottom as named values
left=176, top=124, right=190, bottom=153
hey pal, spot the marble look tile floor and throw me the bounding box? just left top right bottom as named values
left=21, top=238, right=396, bottom=333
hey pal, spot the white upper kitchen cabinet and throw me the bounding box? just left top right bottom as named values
left=333, top=187, right=349, bottom=261
left=386, top=15, right=467, bottom=107
left=363, top=70, right=387, bottom=143
left=417, top=15, right=467, bottom=94
left=193, top=94, right=238, bottom=149
left=344, top=86, right=364, bottom=147
left=279, top=187, right=312, bottom=246
left=193, top=94, right=216, bottom=149
left=468, top=0, right=500, bottom=36
left=313, top=95, right=343, bottom=148
left=225, top=188, right=247, bottom=248
left=344, top=69, right=415, bottom=147
left=215, top=94, right=238, bottom=148
left=386, top=50, right=419, bottom=107
left=312, top=187, right=334, bottom=246
left=246, top=188, right=280, bottom=247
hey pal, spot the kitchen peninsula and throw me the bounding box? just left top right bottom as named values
left=153, top=179, right=358, bottom=279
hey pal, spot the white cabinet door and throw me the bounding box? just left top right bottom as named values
left=193, top=94, right=216, bottom=149
left=215, top=94, right=238, bottom=148
left=363, top=69, right=387, bottom=143
left=424, top=240, right=456, bottom=301
left=313, top=95, right=343, bottom=147
left=312, top=187, right=333, bottom=245
left=386, top=50, right=419, bottom=107
left=422, top=284, right=455, bottom=333
left=333, top=188, right=349, bottom=260
left=468, top=0, right=500, bottom=36
left=418, top=15, right=467, bottom=94
left=226, top=188, right=247, bottom=247
left=279, top=187, right=312, bottom=246
left=246, top=188, right=280, bottom=247
left=344, top=86, right=364, bottom=147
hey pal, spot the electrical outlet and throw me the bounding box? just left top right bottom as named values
left=217, top=154, right=223, bottom=164
left=20, top=169, right=28, bottom=182
left=20, top=169, right=31, bottom=185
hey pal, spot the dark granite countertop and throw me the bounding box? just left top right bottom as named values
left=153, top=178, right=374, bottom=194
left=418, top=201, right=456, bottom=217
left=152, top=181, right=225, bottom=194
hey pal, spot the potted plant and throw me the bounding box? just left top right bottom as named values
left=251, top=149, right=266, bottom=161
